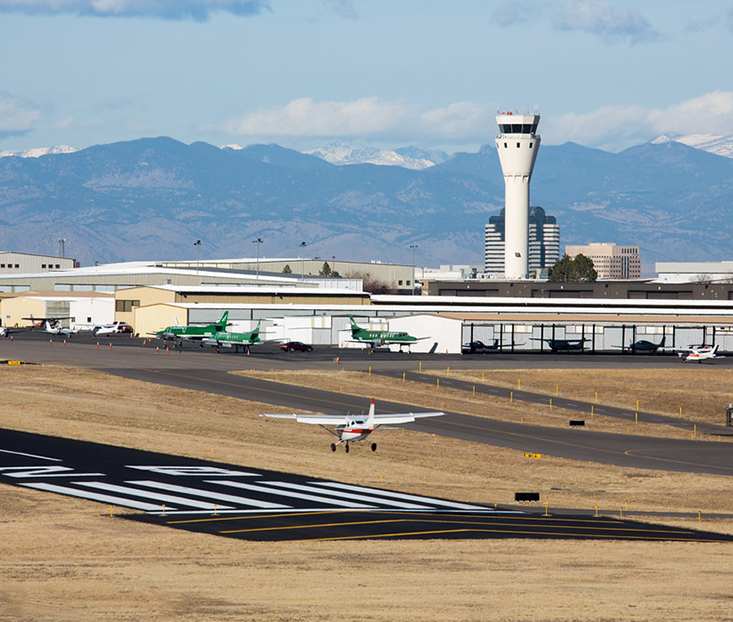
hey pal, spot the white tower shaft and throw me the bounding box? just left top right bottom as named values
left=496, top=113, right=540, bottom=279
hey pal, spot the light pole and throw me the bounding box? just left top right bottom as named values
left=194, top=239, right=201, bottom=276
left=410, top=244, right=418, bottom=295
left=332, top=255, right=336, bottom=277
left=299, top=241, right=306, bottom=279
left=253, top=238, right=263, bottom=279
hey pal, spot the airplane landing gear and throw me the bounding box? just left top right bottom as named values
left=330, top=443, right=336, bottom=452
left=371, top=443, right=377, bottom=452
left=345, top=443, right=350, bottom=453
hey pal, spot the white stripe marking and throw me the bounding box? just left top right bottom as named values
left=212, top=481, right=377, bottom=509
left=309, top=482, right=487, bottom=510
left=260, top=481, right=433, bottom=510
left=128, top=480, right=290, bottom=509
left=78, top=482, right=233, bottom=510
left=21, top=482, right=169, bottom=511
left=0, top=449, right=62, bottom=461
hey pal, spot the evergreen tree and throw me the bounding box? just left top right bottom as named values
left=282, top=264, right=292, bottom=274
left=548, top=253, right=597, bottom=282
left=319, top=261, right=332, bottom=277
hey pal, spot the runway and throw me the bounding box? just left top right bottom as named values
left=3, top=429, right=730, bottom=542
left=4, top=333, right=733, bottom=476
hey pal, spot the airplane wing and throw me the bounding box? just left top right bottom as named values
left=373, top=412, right=444, bottom=424
left=260, top=411, right=444, bottom=425
left=260, top=414, right=350, bottom=425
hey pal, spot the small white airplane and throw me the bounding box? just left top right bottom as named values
left=678, top=344, right=725, bottom=363
left=260, top=398, right=444, bottom=453
left=23, top=316, right=78, bottom=337
left=93, top=321, right=133, bottom=336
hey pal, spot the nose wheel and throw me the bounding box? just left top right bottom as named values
left=371, top=443, right=377, bottom=452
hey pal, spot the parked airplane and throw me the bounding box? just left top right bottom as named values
left=678, top=344, right=724, bottom=363
left=620, top=336, right=667, bottom=353
left=533, top=337, right=587, bottom=352
left=202, top=321, right=261, bottom=354
left=348, top=316, right=425, bottom=351
left=93, top=321, right=133, bottom=336
left=0, top=326, right=24, bottom=338
left=462, top=339, right=524, bottom=353
left=22, top=316, right=77, bottom=337
left=154, top=311, right=229, bottom=342
left=260, top=397, right=445, bottom=452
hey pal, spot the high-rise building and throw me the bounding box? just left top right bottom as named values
left=495, top=112, right=541, bottom=279
left=565, top=243, right=641, bottom=279
left=484, top=206, right=560, bottom=277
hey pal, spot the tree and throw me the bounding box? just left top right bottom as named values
left=319, top=261, right=332, bottom=277
left=281, top=264, right=292, bottom=274
left=548, top=253, right=597, bottom=282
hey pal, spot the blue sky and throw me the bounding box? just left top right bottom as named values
left=1, top=0, right=733, bottom=154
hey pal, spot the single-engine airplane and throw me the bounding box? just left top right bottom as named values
left=617, top=336, right=667, bottom=353
left=22, top=315, right=77, bottom=337
left=678, top=344, right=724, bottom=363
left=533, top=337, right=587, bottom=352
left=202, top=321, right=261, bottom=354
left=154, top=311, right=229, bottom=342
left=348, top=316, right=425, bottom=351
left=260, top=398, right=444, bottom=452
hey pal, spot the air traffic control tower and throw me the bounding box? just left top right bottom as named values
left=496, top=112, right=541, bottom=279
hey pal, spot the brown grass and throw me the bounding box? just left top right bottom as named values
left=2, top=364, right=733, bottom=621
left=427, top=367, right=733, bottom=426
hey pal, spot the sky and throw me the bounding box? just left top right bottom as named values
left=1, top=0, right=733, bottom=155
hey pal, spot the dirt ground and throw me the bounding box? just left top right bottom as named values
left=2, top=364, right=733, bottom=622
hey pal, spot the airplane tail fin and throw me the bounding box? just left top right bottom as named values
left=173, top=316, right=180, bottom=327
left=349, top=316, right=360, bottom=334
left=660, top=336, right=666, bottom=347
left=713, top=344, right=719, bottom=354
left=367, top=398, right=375, bottom=428
left=220, top=311, right=229, bottom=326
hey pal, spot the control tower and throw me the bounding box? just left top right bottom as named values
left=496, top=112, right=541, bottom=279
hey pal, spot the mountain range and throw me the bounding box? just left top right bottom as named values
left=1, top=136, right=732, bottom=274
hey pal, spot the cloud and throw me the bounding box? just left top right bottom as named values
left=0, top=92, right=41, bottom=138
left=491, top=1, right=549, bottom=27
left=0, top=0, right=270, bottom=21
left=553, top=0, right=660, bottom=44
left=213, top=97, right=497, bottom=143
left=544, top=91, right=733, bottom=151
left=323, top=0, right=357, bottom=19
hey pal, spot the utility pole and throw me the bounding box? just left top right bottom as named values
left=253, top=238, right=263, bottom=279
left=300, top=241, right=307, bottom=279
left=194, top=239, right=201, bottom=276
left=58, top=238, right=66, bottom=258
left=410, top=244, right=418, bottom=295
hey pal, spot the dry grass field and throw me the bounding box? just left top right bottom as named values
left=2, top=364, right=733, bottom=621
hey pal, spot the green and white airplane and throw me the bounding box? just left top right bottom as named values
left=154, top=311, right=229, bottom=342
left=202, top=321, right=261, bottom=354
left=348, top=316, right=424, bottom=351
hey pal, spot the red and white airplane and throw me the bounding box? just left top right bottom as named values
left=678, top=344, right=725, bottom=363
left=260, top=398, right=444, bottom=453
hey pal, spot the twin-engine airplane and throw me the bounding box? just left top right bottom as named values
left=154, top=311, right=229, bottom=342
left=348, top=316, right=425, bottom=351
left=678, top=344, right=725, bottom=363
left=202, top=321, right=261, bottom=354
left=260, top=398, right=444, bottom=452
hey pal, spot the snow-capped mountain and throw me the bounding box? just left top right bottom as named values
left=0, top=145, right=78, bottom=158
left=305, top=140, right=438, bottom=170
left=652, top=133, right=733, bottom=158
